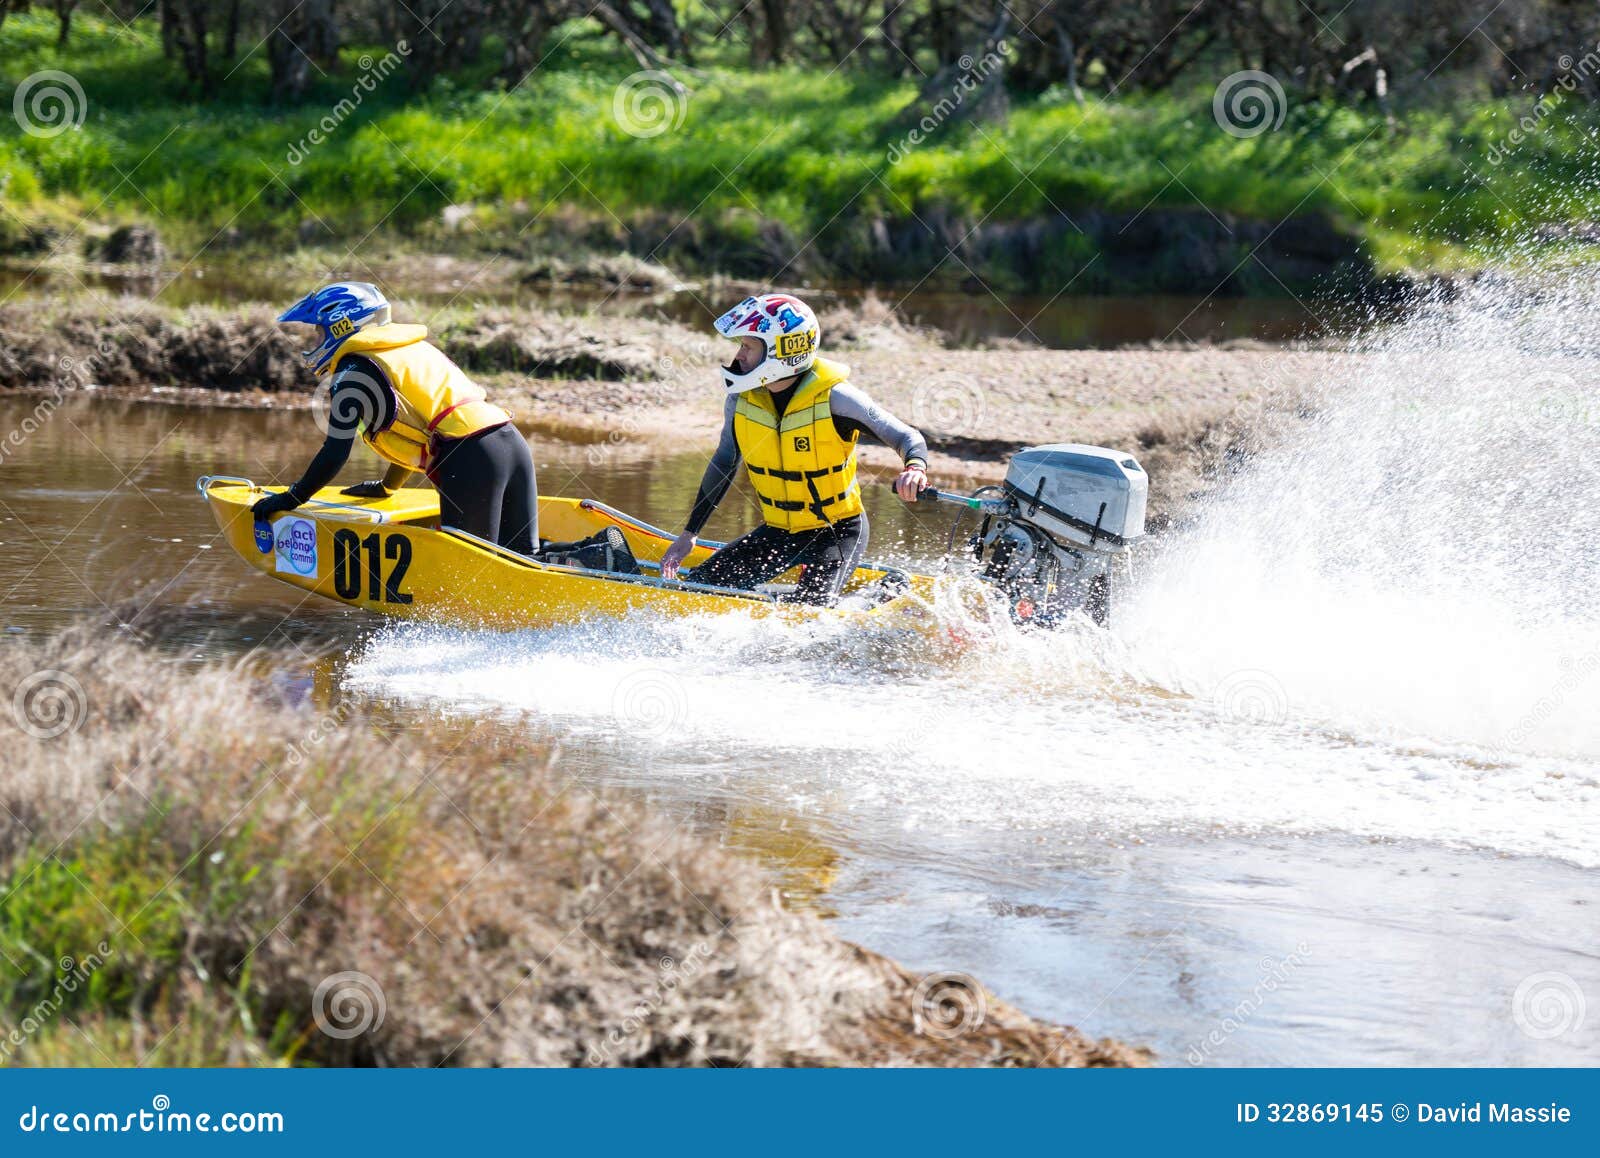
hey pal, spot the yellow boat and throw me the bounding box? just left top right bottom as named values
left=197, top=475, right=941, bottom=632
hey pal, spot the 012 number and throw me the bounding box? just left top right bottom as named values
left=332, top=530, right=413, bottom=604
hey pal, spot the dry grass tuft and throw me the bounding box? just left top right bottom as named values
left=440, top=310, right=676, bottom=382
left=0, top=625, right=1144, bottom=1068
left=0, top=300, right=303, bottom=394
left=0, top=300, right=687, bottom=393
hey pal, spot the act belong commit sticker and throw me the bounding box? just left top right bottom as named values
left=273, top=516, right=319, bottom=577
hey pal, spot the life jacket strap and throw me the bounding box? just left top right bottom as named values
left=747, top=462, right=849, bottom=482
left=427, top=400, right=470, bottom=433
left=759, top=487, right=854, bottom=513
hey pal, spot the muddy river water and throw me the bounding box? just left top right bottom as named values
left=3, top=388, right=1596, bottom=1066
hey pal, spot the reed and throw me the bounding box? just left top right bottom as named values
left=0, top=621, right=1143, bottom=1066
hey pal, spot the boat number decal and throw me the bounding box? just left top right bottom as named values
left=273, top=516, right=319, bottom=577
left=332, top=530, right=414, bottom=605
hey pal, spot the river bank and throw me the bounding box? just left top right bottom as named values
left=0, top=294, right=1353, bottom=520
left=0, top=621, right=1144, bottom=1067
left=8, top=13, right=1597, bottom=299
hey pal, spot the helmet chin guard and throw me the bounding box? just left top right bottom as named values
left=714, top=294, right=820, bottom=393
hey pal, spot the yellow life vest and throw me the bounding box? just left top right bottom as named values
left=322, top=323, right=509, bottom=471
left=733, top=356, right=864, bottom=532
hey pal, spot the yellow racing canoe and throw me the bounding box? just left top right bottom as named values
left=197, top=475, right=945, bottom=633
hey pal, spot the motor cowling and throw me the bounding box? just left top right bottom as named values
left=968, top=445, right=1146, bottom=627
left=1001, top=444, right=1147, bottom=552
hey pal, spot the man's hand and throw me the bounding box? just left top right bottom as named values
left=250, top=491, right=298, bottom=520
left=659, top=531, right=697, bottom=580
left=340, top=480, right=389, bottom=498
left=894, top=464, right=929, bottom=502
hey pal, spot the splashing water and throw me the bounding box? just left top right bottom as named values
left=1121, top=270, right=1600, bottom=760
left=346, top=274, right=1600, bottom=867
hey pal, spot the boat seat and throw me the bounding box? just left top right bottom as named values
left=533, top=526, right=641, bottom=576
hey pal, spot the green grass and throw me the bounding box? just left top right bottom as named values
left=0, top=625, right=1137, bottom=1068
left=4, top=11, right=1600, bottom=275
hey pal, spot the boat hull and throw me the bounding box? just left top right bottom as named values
left=199, top=477, right=943, bottom=633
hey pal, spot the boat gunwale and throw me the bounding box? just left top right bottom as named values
left=199, top=474, right=926, bottom=615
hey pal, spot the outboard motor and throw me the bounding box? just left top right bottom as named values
left=917, top=444, right=1147, bottom=626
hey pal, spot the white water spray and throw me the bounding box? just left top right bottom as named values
left=1123, top=271, right=1600, bottom=759
left=346, top=272, right=1600, bottom=865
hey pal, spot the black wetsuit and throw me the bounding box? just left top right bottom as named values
left=690, top=517, right=870, bottom=604
left=683, top=379, right=927, bottom=604
left=281, top=353, right=538, bottom=554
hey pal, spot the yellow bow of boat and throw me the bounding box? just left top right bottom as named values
left=197, top=476, right=943, bottom=633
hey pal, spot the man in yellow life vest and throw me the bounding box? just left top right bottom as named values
left=659, top=293, right=930, bottom=604
left=250, top=282, right=539, bottom=554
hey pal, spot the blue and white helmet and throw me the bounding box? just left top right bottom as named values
left=278, top=282, right=391, bottom=374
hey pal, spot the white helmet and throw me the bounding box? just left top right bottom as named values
left=714, top=293, right=820, bottom=394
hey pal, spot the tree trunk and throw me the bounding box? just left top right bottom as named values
left=761, top=0, right=788, bottom=65
left=53, top=0, right=75, bottom=47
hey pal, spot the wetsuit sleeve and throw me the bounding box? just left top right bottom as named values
left=284, top=357, right=395, bottom=502
left=684, top=395, right=742, bottom=537
left=285, top=432, right=352, bottom=503
left=328, top=354, right=397, bottom=433
left=830, top=383, right=929, bottom=468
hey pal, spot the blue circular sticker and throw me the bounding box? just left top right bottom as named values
left=253, top=520, right=273, bottom=554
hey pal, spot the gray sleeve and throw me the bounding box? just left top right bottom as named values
left=830, top=383, right=929, bottom=466
left=684, top=395, right=743, bottom=536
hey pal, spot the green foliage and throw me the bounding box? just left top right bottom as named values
left=4, top=11, right=1600, bottom=273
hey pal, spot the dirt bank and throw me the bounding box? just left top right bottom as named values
left=4, top=200, right=1381, bottom=298
left=0, top=296, right=1350, bottom=518
left=0, top=623, right=1144, bottom=1067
